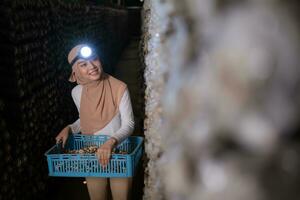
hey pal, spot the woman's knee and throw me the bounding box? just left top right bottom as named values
left=110, top=178, right=132, bottom=200
left=86, top=177, right=108, bottom=200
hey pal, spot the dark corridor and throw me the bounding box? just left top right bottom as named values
left=0, top=0, right=145, bottom=200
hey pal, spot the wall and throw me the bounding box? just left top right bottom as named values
left=142, top=0, right=300, bottom=199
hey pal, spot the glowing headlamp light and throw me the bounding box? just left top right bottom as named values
left=70, top=45, right=97, bottom=66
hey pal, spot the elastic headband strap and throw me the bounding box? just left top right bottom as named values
left=70, top=55, right=80, bottom=66
left=70, top=53, right=97, bottom=66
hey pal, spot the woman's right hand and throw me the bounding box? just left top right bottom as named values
left=55, top=126, right=71, bottom=148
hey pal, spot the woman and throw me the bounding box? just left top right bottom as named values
left=55, top=44, right=135, bottom=200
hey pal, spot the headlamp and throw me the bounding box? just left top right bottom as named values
left=70, top=45, right=97, bottom=66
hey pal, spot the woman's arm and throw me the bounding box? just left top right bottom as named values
left=97, top=89, right=134, bottom=166
left=55, top=85, right=82, bottom=145
left=68, top=85, right=82, bottom=133
left=66, top=81, right=134, bottom=165
left=68, top=118, right=81, bottom=134
left=111, top=89, right=135, bottom=143
left=55, top=126, right=71, bottom=148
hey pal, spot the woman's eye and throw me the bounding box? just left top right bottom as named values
left=80, top=63, right=87, bottom=67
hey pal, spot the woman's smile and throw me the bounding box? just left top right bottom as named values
left=89, top=69, right=99, bottom=76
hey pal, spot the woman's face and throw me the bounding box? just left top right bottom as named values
left=76, top=57, right=102, bottom=81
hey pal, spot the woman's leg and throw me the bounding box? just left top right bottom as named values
left=86, top=177, right=108, bottom=200
left=110, top=178, right=132, bottom=200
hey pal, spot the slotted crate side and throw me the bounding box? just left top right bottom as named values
left=48, top=156, right=128, bottom=177
left=45, top=134, right=143, bottom=177
left=48, top=154, right=129, bottom=177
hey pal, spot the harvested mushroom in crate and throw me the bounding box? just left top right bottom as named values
left=64, top=145, right=128, bottom=154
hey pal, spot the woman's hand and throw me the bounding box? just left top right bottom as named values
left=55, top=126, right=71, bottom=148
left=96, top=137, right=117, bottom=166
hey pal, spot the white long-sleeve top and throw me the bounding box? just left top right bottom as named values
left=68, top=84, right=135, bottom=143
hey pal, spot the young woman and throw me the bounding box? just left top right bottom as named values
left=55, top=44, right=134, bottom=200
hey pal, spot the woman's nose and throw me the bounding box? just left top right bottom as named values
left=88, top=61, right=97, bottom=69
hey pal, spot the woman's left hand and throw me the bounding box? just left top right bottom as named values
left=96, top=138, right=117, bottom=166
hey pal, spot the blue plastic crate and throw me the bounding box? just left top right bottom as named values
left=45, top=134, right=143, bottom=177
